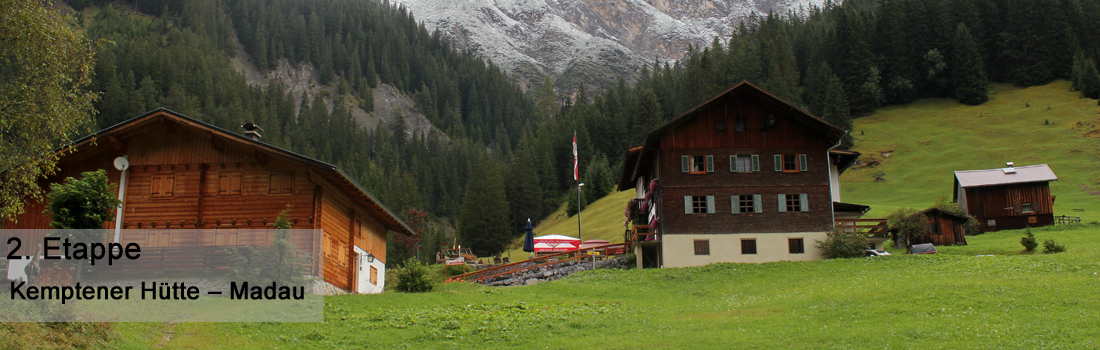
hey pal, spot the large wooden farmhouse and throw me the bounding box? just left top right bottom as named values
left=953, top=163, right=1058, bottom=232
left=1, top=108, right=411, bottom=294
left=617, top=81, right=875, bottom=268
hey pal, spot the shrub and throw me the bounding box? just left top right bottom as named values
left=1042, top=239, right=1065, bottom=254
left=392, top=258, right=434, bottom=293
left=887, top=208, right=923, bottom=248
left=816, top=226, right=869, bottom=259
left=1020, top=228, right=1038, bottom=252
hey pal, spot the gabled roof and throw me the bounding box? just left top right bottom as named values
left=62, top=108, right=414, bottom=236
left=617, top=81, right=848, bottom=190
left=954, top=164, right=1058, bottom=188
left=644, top=80, right=847, bottom=147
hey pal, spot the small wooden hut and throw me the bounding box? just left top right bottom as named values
left=953, top=163, right=1057, bottom=233
left=890, top=208, right=970, bottom=247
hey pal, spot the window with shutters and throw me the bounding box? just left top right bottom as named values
left=731, top=154, right=758, bottom=173
left=268, top=172, right=294, bottom=194
left=218, top=172, right=242, bottom=196
left=151, top=173, right=175, bottom=198
left=775, top=154, right=808, bottom=173
left=741, top=239, right=757, bottom=255
left=692, top=196, right=707, bottom=214
left=693, top=240, right=710, bottom=255
left=682, top=155, right=713, bottom=174
left=1021, top=202, right=1034, bottom=213
left=685, top=195, right=715, bottom=214
left=735, top=115, right=747, bottom=132
left=789, top=238, right=805, bottom=254
left=733, top=195, right=762, bottom=214
left=779, top=194, right=808, bottom=213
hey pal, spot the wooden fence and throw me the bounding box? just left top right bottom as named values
left=444, top=242, right=630, bottom=284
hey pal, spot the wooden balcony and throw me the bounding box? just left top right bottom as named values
left=629, top=224, right=659, bottom=245
left=835, top=219, right=889, bottom=239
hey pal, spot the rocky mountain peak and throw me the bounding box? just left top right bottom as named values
left=394, top=0, right=825, bottom=92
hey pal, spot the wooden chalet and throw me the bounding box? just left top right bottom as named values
left=890, top=208, right=969, bottom=247
left=617, top=81, right=883, bottom=268
left=1, top=108, right=412, bottom=294
left=953, top=163, right=1058, bottom=233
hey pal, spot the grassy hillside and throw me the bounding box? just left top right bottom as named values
left=500, top=190, right=635, bottom=260
left=497, top=80, right=1100, bottom=261
left=841, top=81, right=1100, bottom=220
left=108, top=223, right=1100, bottom=348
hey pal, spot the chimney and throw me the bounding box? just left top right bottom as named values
left=1006, top=162, right=1014, bottom=168
left=241, top=123, right=263, bottom=141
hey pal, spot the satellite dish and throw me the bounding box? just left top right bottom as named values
left=113, top=157, right=129, bottom=171
left=764, top=114, right=777, bottom=127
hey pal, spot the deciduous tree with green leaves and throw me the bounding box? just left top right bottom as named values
left=45, top=169, right=120, bottom=244
left=1, top=0, right=98, bottom=220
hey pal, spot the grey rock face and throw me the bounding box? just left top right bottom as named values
left=393, top=0, right=825, bottom=92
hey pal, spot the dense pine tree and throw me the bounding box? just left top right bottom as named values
left=952, top=23, right=989, bottom=105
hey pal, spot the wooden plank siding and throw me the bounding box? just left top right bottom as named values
left=655, top=92, right=835, bottom=235
left=660, top=94, right=832, bottom=150
left=964, top=182, right=1054, bottom=232
left=2, top=110, right=409, bottom=293
left=318, top=182, right=389, bottom=291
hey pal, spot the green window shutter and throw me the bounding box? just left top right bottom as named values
left=706, top=195, right=715, bottom=214
left=800, top=193, right=809, bottom=212
left=777, top=194, right=787, bottom=212
left=732, top=196, right=739, bottom=214
left=751, top=154, right=760, bottom=172
left=706, top=155, right=714, bottom=172
left=681, top=156, right=689, bottom=173
left=799, top=154, right=808, bottom=172
left=774, top=155, right=783, bottom=172
left=729, top=155, right=736, bottom=172
left=684, top=196, right=692, bottom=214
left=753, top=194, right=762, bottom=213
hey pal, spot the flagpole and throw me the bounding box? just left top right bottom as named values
left=574, top=131, right=581, bottom=242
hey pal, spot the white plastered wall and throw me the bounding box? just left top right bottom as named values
left=662, top=232, right=828, bottom=268
left=354, top=245, right=385, bottom=294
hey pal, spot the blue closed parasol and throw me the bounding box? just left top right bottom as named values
left=522, top=218, right=535, bottom=253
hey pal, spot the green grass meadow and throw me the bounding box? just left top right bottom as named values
left=6, top=82, right=1100, bottom=349
left=97, top=223, right=1100, bottom=349
left=841, top=81, right=1100, bottom=220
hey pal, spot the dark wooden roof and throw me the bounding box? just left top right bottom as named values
left=829, top=149, right=861, bottom=175
left=59, top=108, right=414, bottom=236
left=616, top=146, right=644, bottom=191
left=832, top=202, right=871, bottom=215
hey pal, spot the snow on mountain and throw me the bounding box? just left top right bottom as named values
left=394, top=0, right=825, bottom=92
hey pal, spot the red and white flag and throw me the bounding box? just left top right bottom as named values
left=572, top=132, right=579, bottom=181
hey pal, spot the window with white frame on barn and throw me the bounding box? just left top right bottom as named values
left=778, top=193, right=808, bottom=213
left=730, top=154, right=759, bottom=173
